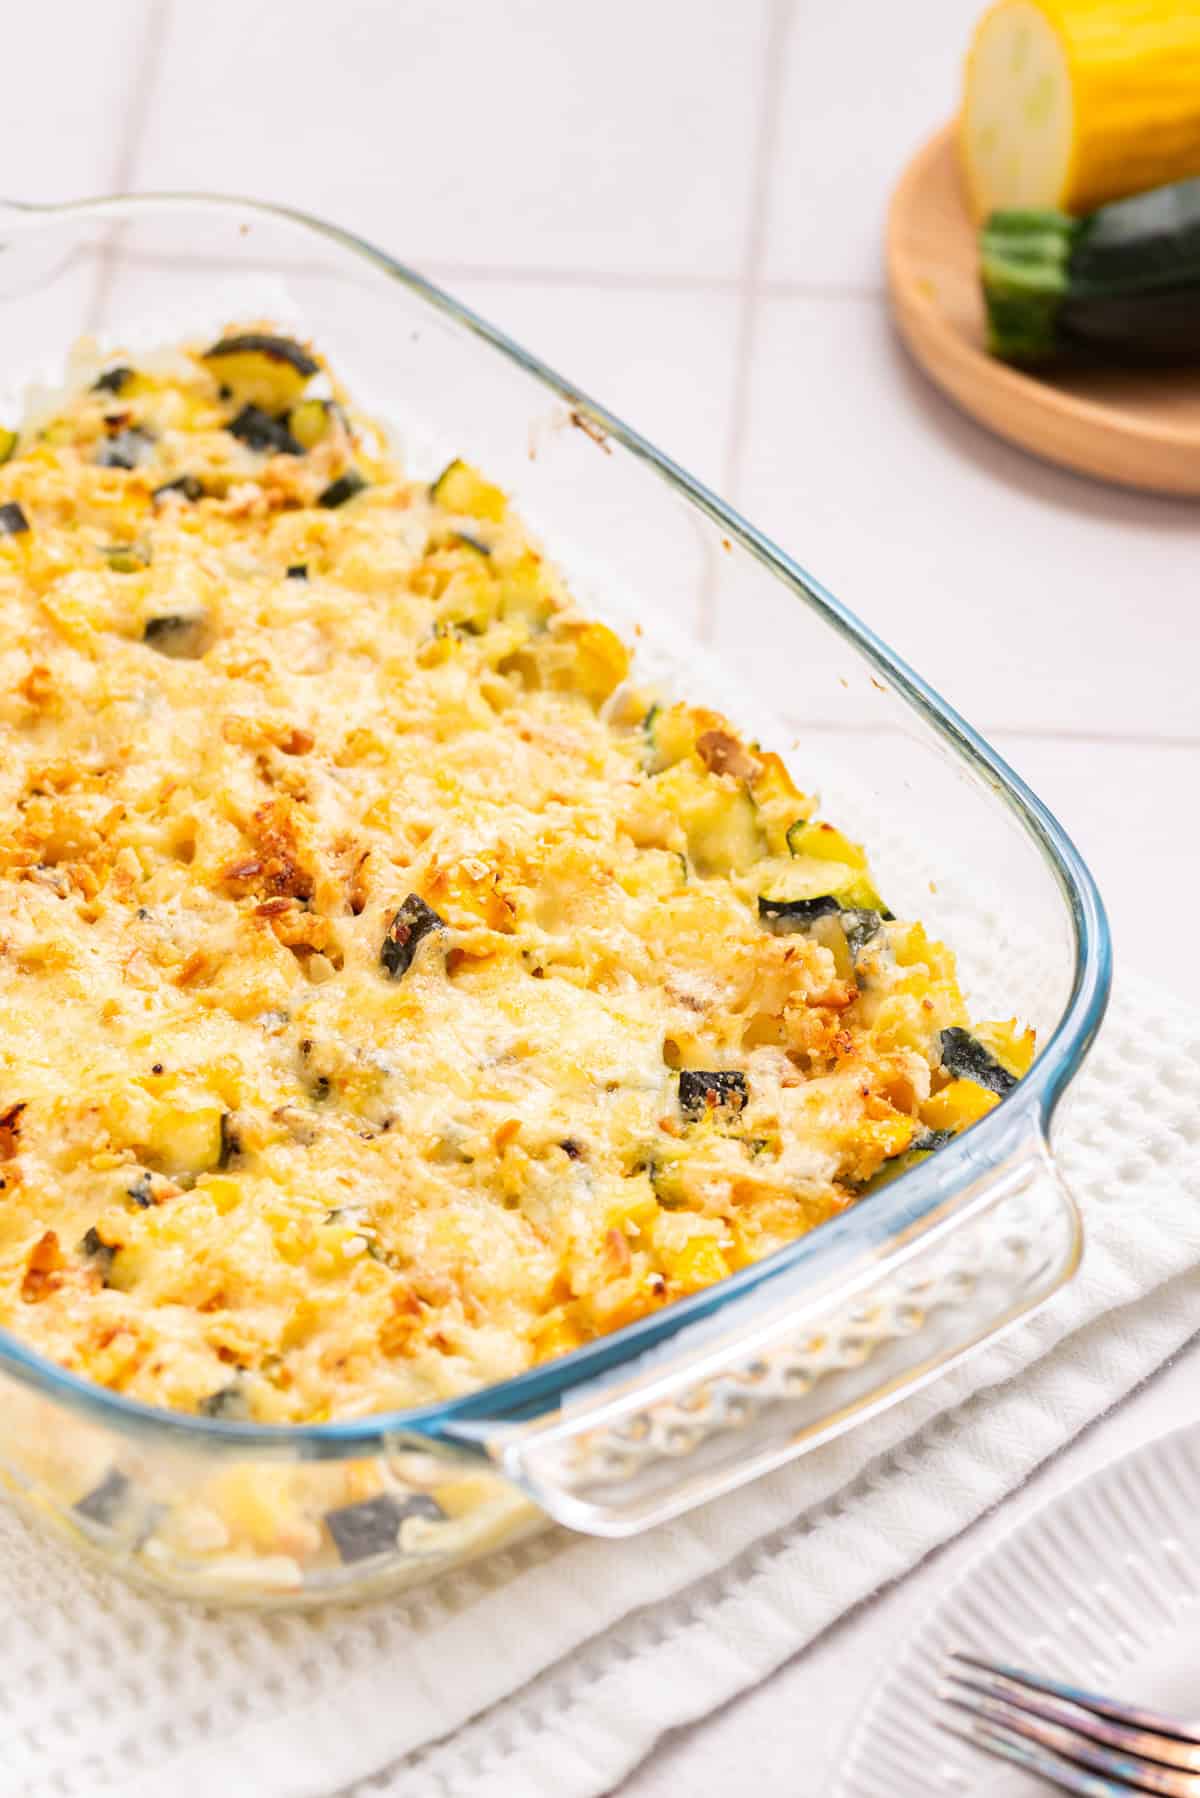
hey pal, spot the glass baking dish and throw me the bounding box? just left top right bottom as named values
left=0, top=194, right=1111, bottom=1605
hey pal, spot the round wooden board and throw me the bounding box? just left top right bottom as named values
left=887, top=121, right=1200, bottom=498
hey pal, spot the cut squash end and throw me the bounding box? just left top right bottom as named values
left=962, top=0, right=1074, bottom=221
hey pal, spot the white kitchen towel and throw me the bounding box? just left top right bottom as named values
left=2, top=967, right=1196, bottom=1798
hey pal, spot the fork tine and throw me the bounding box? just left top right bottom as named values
left=942, top=1688, right=1200, bottom=1796
left=939, top=1708, right=1146, bottom=1797
left=951, top=1654, right=1200, bottom=1747
left=945, top=1662, right=1200, bottom=1773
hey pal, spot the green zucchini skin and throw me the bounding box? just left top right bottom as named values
left=678, top=1069, right=748, bottom=1120
left=981, top=177, right=1200, bottom=364
left=228, top=405, right=302, bottom=456
left=318, top=469, right=368, bottom=509
left=380, top=894, right=445, bottom=979
left=938, top=1027, right=1016, bottom=1097
left=204, top=334, right=319, bottom=378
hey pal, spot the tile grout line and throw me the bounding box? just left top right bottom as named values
left=75, top=244, right=882, bottom=304
left=700, top=0, right=793, bottom=641
left=425, top=267, right=881, bottom=303
left=86, top=0, right=175, bottom=329
left=112, top=0, right=173, bottom=192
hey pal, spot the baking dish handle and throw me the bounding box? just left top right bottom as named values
left=474, top=1135, right=1080, bottom=1536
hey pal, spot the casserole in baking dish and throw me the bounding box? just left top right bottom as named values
left=0, top=195, right=1110, bottom=1603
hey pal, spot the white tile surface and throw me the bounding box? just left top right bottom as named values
left=135, top=0, right=768, bottom=279
left=990, top=734, right=1200, bottom=1007
left=725, top=293, right=1200, bottom=740
left=3, top=3, right=154, bottom=199
left=449, top=277, right=742, bottom=491
left=765, top=0, right=978, bottom=290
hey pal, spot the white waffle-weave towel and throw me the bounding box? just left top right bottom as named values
left=0, top=968, right=1195, bottom=1798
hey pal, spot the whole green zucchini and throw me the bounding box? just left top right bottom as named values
left=980, top=176, right=1200, bottom=363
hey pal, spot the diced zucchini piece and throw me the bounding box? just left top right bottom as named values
left=228, top=405, right=302, bottom=457
left=653, top=760, right=765, bottom=875
left=74, top=1468, right=132, bottom=1528
left=78, top=1226, right=115, bottom=1283
left=105, top=542, right=151, bottom=573
left=430, top=459, right=506, bottom=521
left=197, top=1383, right=249, bottom=1419
left=833, top=873, right=891, bottom=916
left=859, top=1129, right=955, bottom=1194
left=143, top=613, right=210, bottom=659
left=318, top=469, right=368, bottom=509
left=126, top=1170, right=155, bottom=1208
left=203, top=334, right=318, bottom=411
left=643, top=702, right=700, bottom=773
left=381, top=894, right=445, bottom=979
left=841, top=907, right=883, bottom=959
left=786, top=818, right=868, bottom=869
left=0, top=426, right=17, bottom=465
left=289, top=397, right=334, bottom=450
left=679, top=1069, right=748, bottom=1120
left=758, top=893, right=839, bottom=933
left=938, top=1027, right=1018, bottom=1096
left=92, top=365, right=135, bottom=395
left=152, top=474, right=204, bottom=504
left=0, top=502, right=30, bottom=536
left=325, top=1492, right=444, bottom=1563
left=142, top=1096, right=226, bottom=1175
left=757, top=895, right=855, bottom=976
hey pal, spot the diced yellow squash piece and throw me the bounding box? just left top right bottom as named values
left=667, top=1235, right=730, bottom=1294
left=559, top=620, right=629, bottom=707
left=921, top=1079, right=999, bottom=1133
left=841, top=1114, right=921, bottom=1185
left=197, top=1174, right=243, bottom=1215
left=532, top=1315, right=585, bottom=1363
left=616, top=847, right=688, bottom=898
left=653, top=761, right=765, bottom=875
left=432, top=1472, right=504, bottom=1517
left=974, top=1017, right=1037, bottom=1078
left=430, top=459, right=506, bottom=522
left=438, top=567, right=499, bottom=636
left=498, top=551, right=555, bottom=628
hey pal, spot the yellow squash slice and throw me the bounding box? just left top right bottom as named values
left=962, top=0, right=1200, bottom=220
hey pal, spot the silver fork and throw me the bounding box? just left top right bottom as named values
left=938, top=1652, right=1200, bottom=1794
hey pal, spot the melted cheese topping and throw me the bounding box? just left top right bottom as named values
left=0, top=330, right=1030, bottom=1424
